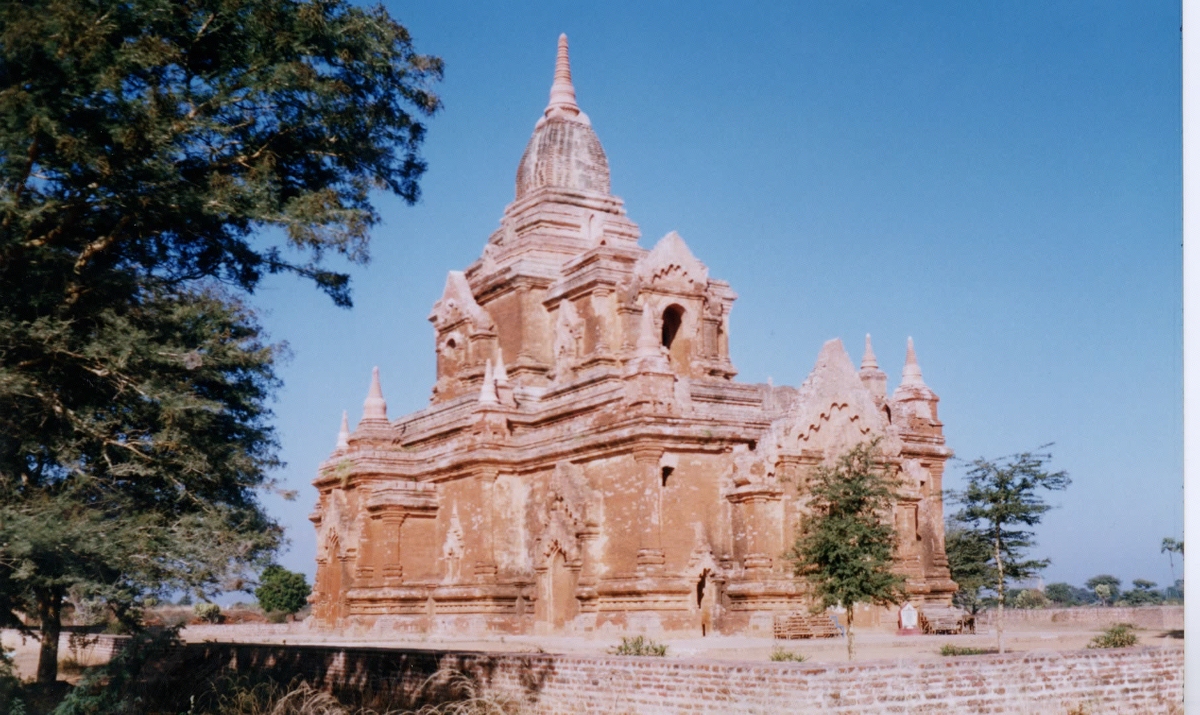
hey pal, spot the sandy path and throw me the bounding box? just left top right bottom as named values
left=2, top=622, right=1183, bottom=682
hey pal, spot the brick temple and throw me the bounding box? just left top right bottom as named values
left=308, top=35, right=957, bottom=636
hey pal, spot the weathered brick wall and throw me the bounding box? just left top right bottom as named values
left=150, top=642, right=1182, bottom=714
left=181, top=622, right=298, bottom=640
left=57, top=632, right=130, bottom=661
left=975, top=605, right=1183, bottom=630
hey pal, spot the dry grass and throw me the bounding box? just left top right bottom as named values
left=768, top=646, right=808, bottom=662
left=401, top=670, right=522, bottom=715
left=209, top=671, right=523, bottom=715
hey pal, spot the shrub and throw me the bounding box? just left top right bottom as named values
left=939, top=644, right=994, bottom=656
left=256, top=565, right=312, bottom=616
left=194, top=602, right=223, bottom=623
left=769, top=646, right=808, bottom=662
left=1088, top=623, right=1138, bottom=649
left=1013, top=588, right=1049, bottom=609
left=609, top=636, right=668, bottom=657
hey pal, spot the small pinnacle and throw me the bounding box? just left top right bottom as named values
left=480, top=359, right=499, bottom=404
left=336, top=410, right=350, bottom=450
left=861, top=333, right=879, bottom=370
left=362, top=366, right=388, bottom=421
left=901, top=337, right=925, bottom=386
left=495, top=349, right=509, bottom=386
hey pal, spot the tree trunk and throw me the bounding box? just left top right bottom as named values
left=36, top=586, right=64, bottom=685
left=845, top=606, right=855, bottom=661
left=994, top=537, right=1005, bottom=655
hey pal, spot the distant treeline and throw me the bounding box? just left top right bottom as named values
left=1000, top=576, right=1183, bottom=609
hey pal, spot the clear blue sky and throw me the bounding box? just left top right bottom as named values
left=248, top=1, right=1182, bottom=594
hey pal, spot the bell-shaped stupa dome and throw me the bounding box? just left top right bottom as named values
left=515, top=35, right=611, bottom=200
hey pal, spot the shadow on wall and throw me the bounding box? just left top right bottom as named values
left=139, top=643, right=556, bottom=712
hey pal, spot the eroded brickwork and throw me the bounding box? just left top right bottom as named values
left=159, top=643, right=1184, bottom=714
left=309, top=35, right=958, bottom=637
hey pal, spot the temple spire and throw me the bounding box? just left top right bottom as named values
left=858, top=334, right=887, bottom=401
left=479, top=359, right=499, bottom=404
left=494, top=349, right=509, bottom=387
left=861, top=333, right=879, bottom=371
left=362, top=366, right=387, bottom=422
left=543, top=34, right=588, bottom=124
left=335, top=410, right=350, bottom=450
left=901, top=337, right=925, bottom=387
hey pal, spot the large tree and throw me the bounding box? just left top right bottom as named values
left=788, top=440, right=907, bottom=661
left=0, top=0, right=441, bottom=683
left=949, top=448, right=1069, bottom=653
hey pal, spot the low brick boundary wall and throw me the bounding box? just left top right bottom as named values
left=147, top=642, right=1182, bottom=714
left=974, top=605, right=1182, bottom=631
left=58, top=632, right=130, bottom=661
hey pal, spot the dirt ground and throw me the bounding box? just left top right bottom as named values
left=2, top=620, right=1184, bottom=681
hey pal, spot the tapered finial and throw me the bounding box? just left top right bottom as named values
left=901, top=337, right=925, bottom=386
left=861, top=334, right=879, bottom=371
left=336, top=410, right=350, bottom=450
left=479, top=359, right=498, bottom=404
left=494, top=349, right=509, bottom=387
left=362, top=366, right=387, bottom=421
left=543, top=34, right=588, bottom=124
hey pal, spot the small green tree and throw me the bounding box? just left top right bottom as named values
left=1125, top=579, right=1162, bottom=607
left=1012, top=588, right=1049, bottom=609
left=255, top=565, right=312, bottom=615
left=1044, top=582, right=1083, bottom=606
left=944, top=514, right=993, bottom=616
left=949, top=447, right=1069, bottom=653
left=1086, top=575, right=1122, bottom=605
left=788, top=440, right=906, bottom=661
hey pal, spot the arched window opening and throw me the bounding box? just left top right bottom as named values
left=661, top=466, right=674, bottom=487
left=661, top=305, right=684, bottom=349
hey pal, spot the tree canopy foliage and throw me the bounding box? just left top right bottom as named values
left=944, top=513, right=992, bottom=615
left=0, top=0, right=441, bottom=684
left=255, top=564, right=311, bottom=615
left=788, top=439, right=906, bottom=660
left=948, top=447, right=1069, bottom=653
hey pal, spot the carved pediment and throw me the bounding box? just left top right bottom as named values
left=779, top=339, right=899, bottom=456
left=429, top=271, right=496, bottom=333
left=547, top=461, right=599, bottom=529
left=635, top=231, right=709, bottom=294
left=534, top=463, right=598, bottom=569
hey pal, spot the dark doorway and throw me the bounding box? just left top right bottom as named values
left=661, top=305, right=684, bottom=349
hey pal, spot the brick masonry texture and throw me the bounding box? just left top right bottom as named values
left=151, top=642, right=1182, bottom=714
